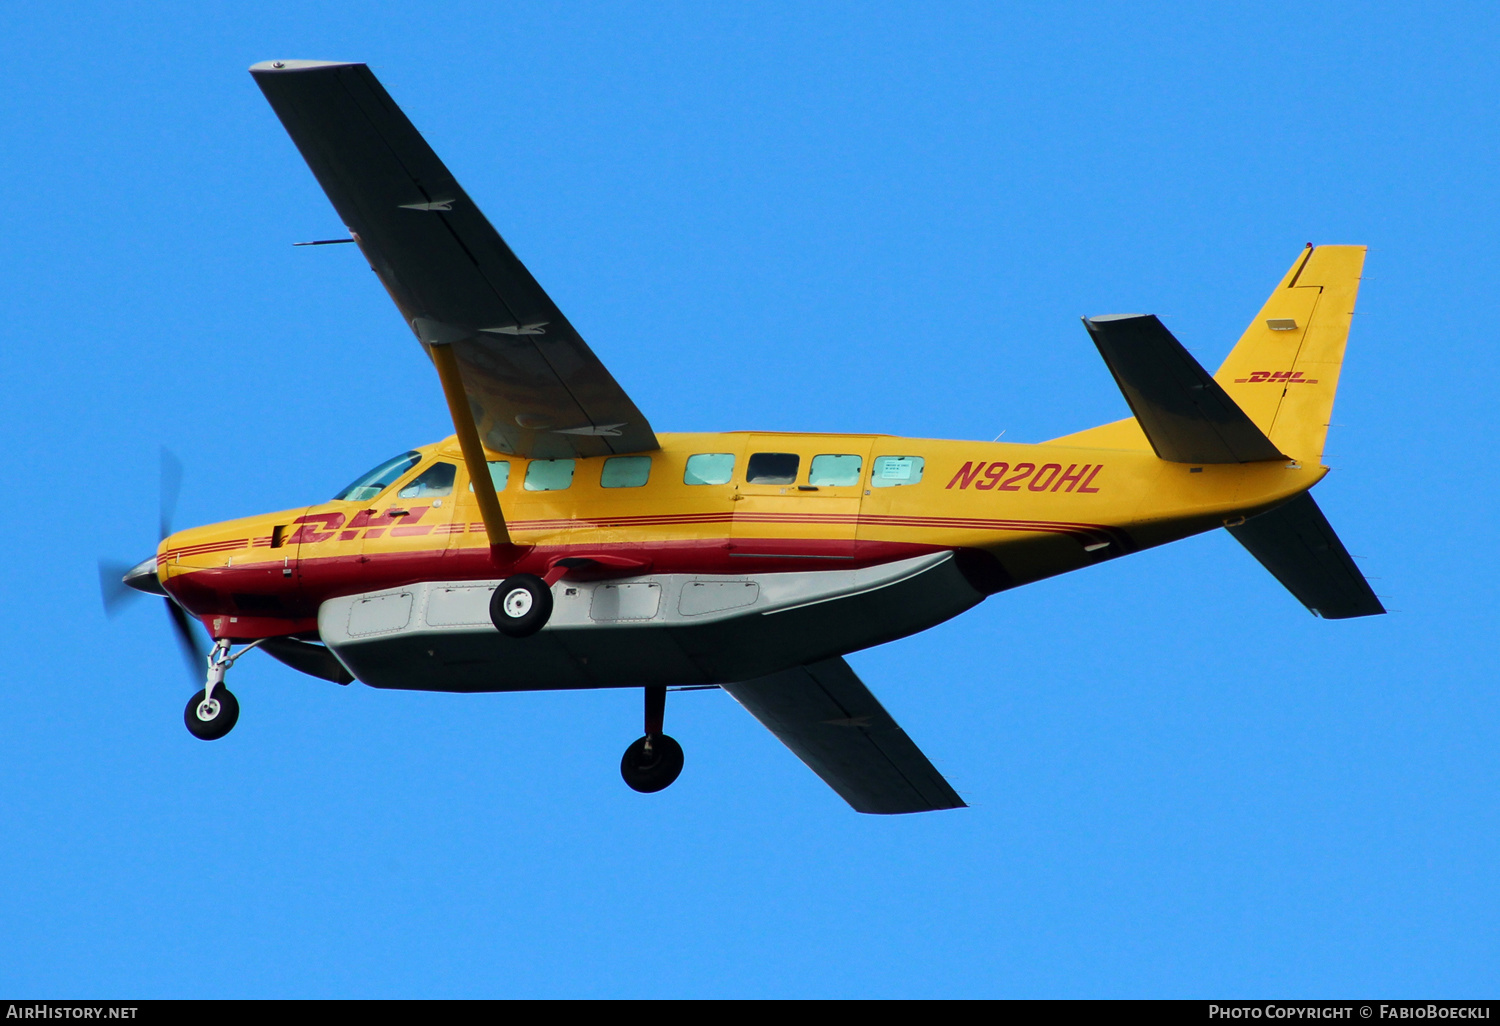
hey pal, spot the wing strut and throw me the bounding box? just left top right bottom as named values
left=430, top=342, right=511, bottom=548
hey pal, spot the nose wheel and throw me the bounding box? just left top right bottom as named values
left=181, top=637, right=264, bottom=742
left=185, top=685, right=239, bottom=740
left=621, top=685, right=684, bottom=793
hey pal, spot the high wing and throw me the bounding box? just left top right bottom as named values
left=721, top=658, right=966, bottom=814
left=250, top=60, right=658, bottom=459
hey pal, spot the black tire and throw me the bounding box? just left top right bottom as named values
left=489, top=573, right=553, bottom=637
left=184, top=686, right=239, bottom=741
left=620, top=733, right=684, bottom=793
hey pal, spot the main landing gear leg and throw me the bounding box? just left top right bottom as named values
left=620, top=685, right=684, bottom=793
left=183, top=637, right=264, bottom=741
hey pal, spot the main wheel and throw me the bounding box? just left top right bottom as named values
left=489, top=573, right=554, bottom=637
left=620, top=734, right=684, bottom=793
left=184, top=686, right=239, bottom=741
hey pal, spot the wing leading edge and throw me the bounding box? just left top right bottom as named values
left=721, top=658, right=966, bottom=814
left=250, top=60, right=658, bottom=459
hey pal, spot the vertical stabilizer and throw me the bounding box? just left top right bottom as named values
left=1214, top=245, right=1366, bottom=463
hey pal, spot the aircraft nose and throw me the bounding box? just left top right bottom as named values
left=122, top=556, right=167, bottom=597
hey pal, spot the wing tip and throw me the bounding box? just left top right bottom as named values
left=249, top=59, right=363, bottom=74
left=1315, top=601, right=1388, bottom=620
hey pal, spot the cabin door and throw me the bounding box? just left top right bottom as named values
left=730, top=436, right=872, bottom=561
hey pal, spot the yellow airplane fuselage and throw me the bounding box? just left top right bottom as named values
left=159, top=430, right=1322, bottom=642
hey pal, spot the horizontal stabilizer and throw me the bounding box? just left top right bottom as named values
left=1227, top=492, right=1385, bottom=619
left=1083, top=314, right=1285, bottom=464
left=721, top=657, right=965, bottom=815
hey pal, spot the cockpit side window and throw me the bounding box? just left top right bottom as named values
left=333, top=451, right=421, bottom=502
left=398, top=461, right=457, bottom=499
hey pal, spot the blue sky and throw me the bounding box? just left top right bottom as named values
left=1, top=1, right=1496, bottom=997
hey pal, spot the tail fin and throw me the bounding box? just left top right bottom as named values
left=1214, top=245, right=1366, bottom=463
left=1049, top=245, right=1365, bottom=459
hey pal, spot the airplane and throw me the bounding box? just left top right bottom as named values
left=101, top=59, right=1383, bottom=814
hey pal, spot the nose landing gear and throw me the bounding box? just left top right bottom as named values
left=183, top=637, right=264, bottom=741
left=184, top=684, right=239, bottom=741
left=620, top=685, right=684, bottom=793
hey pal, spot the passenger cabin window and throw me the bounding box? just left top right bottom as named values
left=333, top=451, right=421, bottom=502
left=525, top=459, right=575, bottom=491
left=871, top=456, right=925, bottom=487
left=809, top=454, right=862, bottom=487
left=746, top=452, right=799, bottom=485
left=601, top=456, right=651, bottom=488
left=468, top=461, right=511, bottom=493
left=399, top=461, right=457, bottom=498
left=684, top=453, right=734, bottom=485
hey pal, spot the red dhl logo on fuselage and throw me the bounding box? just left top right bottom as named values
left=281, top=506, right=436, bottom=545
left=1234, top=370, right=1319, bottom=384
left=946, top=461, right=1102, bottom=493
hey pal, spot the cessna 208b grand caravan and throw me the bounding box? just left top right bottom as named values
left=106, top=60, right=1383, bottom=813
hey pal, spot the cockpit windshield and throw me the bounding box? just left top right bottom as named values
left=333, top=451, right=421, bottom=502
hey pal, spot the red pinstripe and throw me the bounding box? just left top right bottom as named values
left=164, top=511, right=1133, bottom=563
